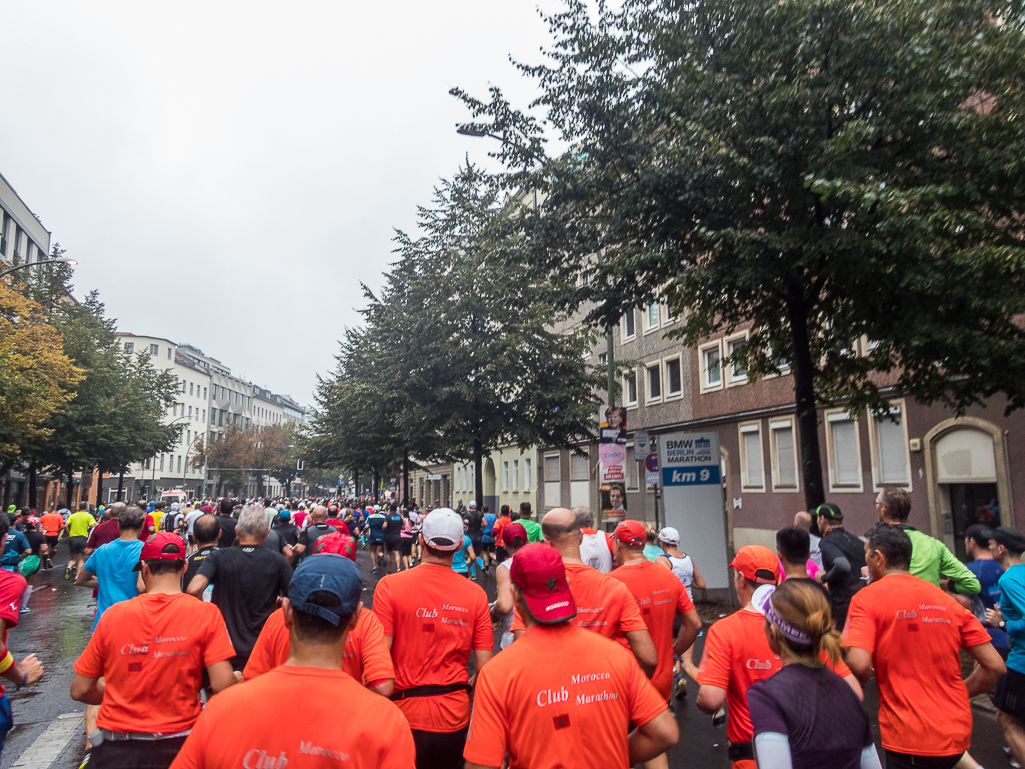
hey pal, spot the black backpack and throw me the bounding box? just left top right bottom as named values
left=162, top=512, right=179, bottom=532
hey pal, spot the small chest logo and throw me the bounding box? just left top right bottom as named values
left=553, top=714, right=570, bottom=730
left=423, top=623, right=435, bottom=633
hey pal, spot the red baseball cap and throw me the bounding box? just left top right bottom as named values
left=133, top=532, right=186, bottom=571
left=502, top=522, right=528, bottom=547
left=313, top=532, right=357, bottom=562
left=729, top=545, right=778, bottom=585
left=509, top=543, right=576, bottom=625
left=614, top=519, right=646, bottom=546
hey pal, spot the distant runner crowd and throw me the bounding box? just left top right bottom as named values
left=0, top=484, right=1018, bottom=769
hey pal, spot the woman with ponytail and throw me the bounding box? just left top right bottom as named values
left=748, top=579, right=881, bottom=769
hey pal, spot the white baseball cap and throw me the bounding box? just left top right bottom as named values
left=468, top=501, right=477, bottom=509
left=658, top=526, right=680, bottom=546
left=422, top=508, right=464, bottom=551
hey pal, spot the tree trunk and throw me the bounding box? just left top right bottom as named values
left=403, top=450, right=410, bottom=503
left=474, top=438, right=484, bottom=510
left=95, top=468, right=105, bottom=509
left=27, top=464, right=38, bottom=509
left=117, top=471, right=125, bottom=502
left=787, top=293, right=826, bottom=510
left=66, top=473, right=75, bottom=508
left=255, top=471, right=265, bottom=498
left=353, top=469, right=360, bottom=499
left=372, top=469, right=380, bottom=502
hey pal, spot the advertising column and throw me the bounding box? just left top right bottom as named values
left=599, top=406, right=628, bottom=525
left=657, top=431, right=730, bottom=589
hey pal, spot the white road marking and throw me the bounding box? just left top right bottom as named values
left=11, top=712, right=83, bottom=769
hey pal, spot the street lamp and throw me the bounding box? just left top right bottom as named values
left=0, top=258, right=78, bottom=280
left=456, top=127, right=616, bottom=407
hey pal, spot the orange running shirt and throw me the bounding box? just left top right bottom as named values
left=463, top=622, right=667, bottom=769
left=40, top=512, right=64, bottom=536
left=243, top=606, right=394, bottom=687
left=610, top=559, right=696, bottom=699
left=372, top=563, right=492, bottom=732
left=843, top=573, right=991, bottom=756
left=74, top=592, right=235, bottom=734
left=697, top=608, right=852, bottom=746
left=511, top=562, right=649, bottom=648
left=169, top=666, right=415, bottom=769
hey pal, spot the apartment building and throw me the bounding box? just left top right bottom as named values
left=0, top=172, right=50, bottom=269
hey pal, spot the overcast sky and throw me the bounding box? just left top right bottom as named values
left=1, top=1, right=555, bottom=406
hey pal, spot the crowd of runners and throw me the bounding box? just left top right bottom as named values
left=0, top=487, right=1018, bottom=769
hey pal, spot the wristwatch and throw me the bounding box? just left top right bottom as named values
left=1000, top=620, right=1008, bottom=630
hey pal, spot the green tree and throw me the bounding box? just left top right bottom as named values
left=455, top=0, right=1025, bottom=508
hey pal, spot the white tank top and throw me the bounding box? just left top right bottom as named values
left=665, top=554, right=695, bottom=600
left=498, top=560, right=515, bottom=649
left=579, top=532, right=612, bottom=573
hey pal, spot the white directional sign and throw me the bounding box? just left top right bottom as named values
left=657, top=431, right=729, bottom=589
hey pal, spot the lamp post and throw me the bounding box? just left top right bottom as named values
left=455, top=128, right=616, bottom=407
left=0, top=258, right=78, bottom=281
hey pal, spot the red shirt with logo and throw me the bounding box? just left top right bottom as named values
left=0, top=571, right=25, bottom=698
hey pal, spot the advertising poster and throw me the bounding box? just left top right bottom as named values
left=599, top=406, right=628, bottom=522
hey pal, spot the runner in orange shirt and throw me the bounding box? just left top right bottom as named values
left=695, top=544, right=861, bottom=769
left=170, top=553, right=415, bottom=769
left=373, top=507, right=492, bottom=769
left=609, top=520, right=701, bottom=700
left=39, top=510, right=64, bottom=570
left=463, top=542, right=678, bottom=769
left=845, top=524, right=1005, bottom=769
left=71, top=533, right=237, bottom=769
left=509, top=508, right=657, bottom=677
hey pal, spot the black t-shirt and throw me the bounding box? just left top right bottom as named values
left=25, top=531, right=46, bottom=557
left=748, top=663, right=872, bottom=769
left=183, top=545, right=219, bottom=590
left=819, top=528, right=866, bottom=622
left=272, top=522, right=300, bottom=547
left=216, top=515, right=238, bottom=549
left=465, top=510, right=483, bottom=536
left=384, top=513, right=404, bottom=542
left=297, top=524, right=337, bottom=560
left=196, top=545, right=292, bottom=663
left=261, top=528, right=289, bottom=557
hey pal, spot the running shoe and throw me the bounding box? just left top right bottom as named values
left=64, top=567, right=71, bottom=581
left=674, top=674, right=687, bottom=700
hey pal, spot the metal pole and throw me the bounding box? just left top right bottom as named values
left=0, top=258, right=77, bottom=280
left=606, top=330, right=615, bottom=407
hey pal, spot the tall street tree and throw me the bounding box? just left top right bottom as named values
left=454, top=0, right=1025, bottom=508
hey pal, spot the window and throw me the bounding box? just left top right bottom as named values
left=512, top=459, right=520, bottom=490
left=172, top=404, right=177, bottom=417
left=503, top=461, right=510, bottom=491
left=739, top=422, right=765, bottom=490
left=870, top=402, right=910, bottom=487
left=186, top=430, right=191, bottom=445
left=571, top=452, right=589, bottom=481
left=202, top=409, right=206, bottom=423
left=626, top=446, right=638, bottom=490
left=770, top=419, right=799, bottom=490
left=203, top=387, right=207, bottom=400
left=826, top=412, right=863, bottom=491
left=150, top=344, right=159, bottom=356
left=159, top=454, right=164, bottom=472
left=598, top=352, right=607, bottom=366
left=664, top=304, right=676, bottom=323
left=624, top=371, right=638, bottom=406
left=167, top=348, right=172, bottom=360
left=190, top=383, right=194, bottom=396
left=124, top=342, right=134, bottom=354
left=645, top=303, right=659, bottom=331
left=646, top=364, right=661, bottom=401
left=622, top=311, right=636, bottom=340
left=188, top=406, right=192, bottom=418
left=524, top=458, right=532, bottom=489
left=218, top=410, right=224, bottom=426
left=143, top=458, right=150, bottom=470
left=728, top=336, right=749, bottom=384
left=177, top=455, right=182, bottom=473
left=544, top=454, right=561, bottom=482
left=666, top=358, right=682, bottom=397
left=700, top=342, right=723, bottom=391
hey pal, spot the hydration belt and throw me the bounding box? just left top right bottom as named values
left=727, top=742, right=754, bottom=761
left=390, top=682, right=471, bottom=701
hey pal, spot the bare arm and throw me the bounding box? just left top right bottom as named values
left=70, top=673, right=104, bottom=705
left=469, top=648, right=493, bottom=688
left=691, top=563, right=707, bottom=591
left=206, top=660, right=238, bottom=694
left=628, top=708, right=679, bottom=764
left=624, top=628, right=658, bottom=679
left=965, top=642, right=1006, bottom=699
left=845, top=647, right=874, bottom=686
left=842, top=673, right=864, bottom=702
left=369, top=679, right=395, bottom=698
left=696, top=684, right=726, bottom=715
left=672, top=609, right=701, bottom=656
left=186, top=574, right=210, bottom=598
left=494, top=565, right=515, bottom=615
left=75, top=568, right=98, bottom=590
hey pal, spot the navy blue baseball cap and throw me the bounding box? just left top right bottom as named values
left=288, top=553, right=363, bottom=625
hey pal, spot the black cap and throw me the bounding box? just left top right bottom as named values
left=982, top=526, right=1025, bottom=554
left=814, top=502, right=843, bottom=521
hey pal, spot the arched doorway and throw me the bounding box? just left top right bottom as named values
left=924, top=418, right=1012, bottom=558
left=483, top=458, right=498, bottom=515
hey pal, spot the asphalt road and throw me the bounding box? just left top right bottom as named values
left=0, top=541, right=1011, bottom=769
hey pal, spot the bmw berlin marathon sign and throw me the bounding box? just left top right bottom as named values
left=657, top=432, right=730, bottom=589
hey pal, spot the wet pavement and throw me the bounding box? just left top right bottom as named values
left=0, top=542, right=1011, bottom=769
